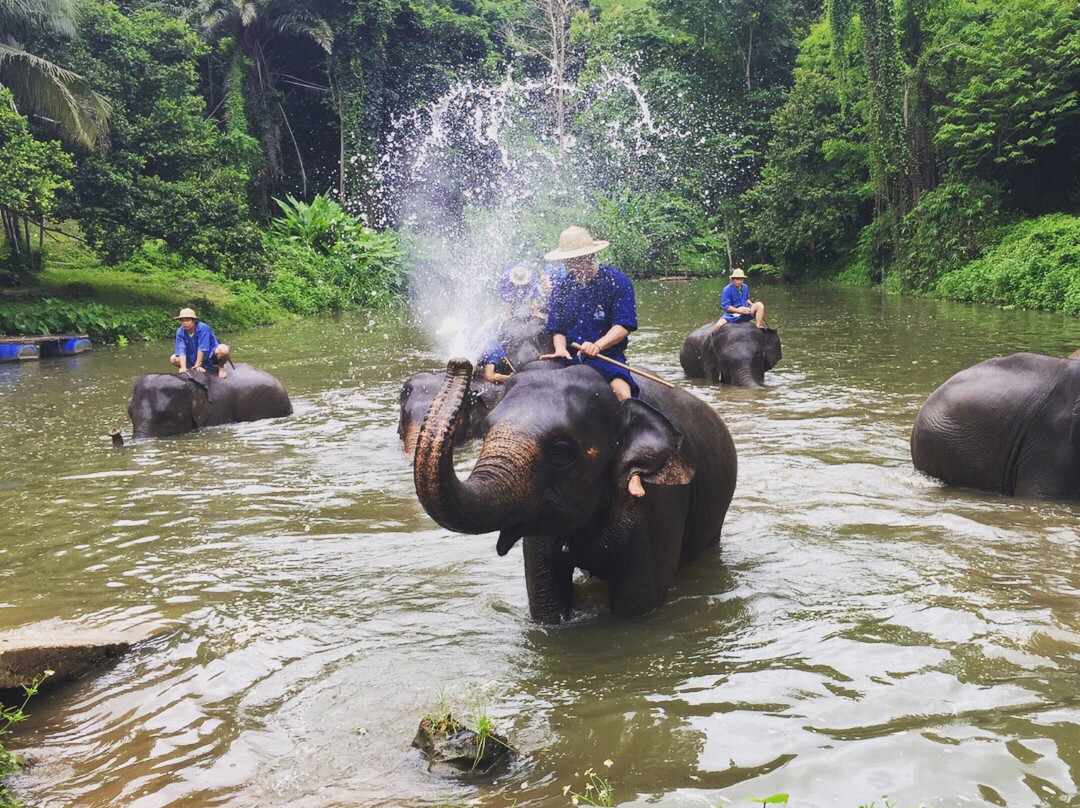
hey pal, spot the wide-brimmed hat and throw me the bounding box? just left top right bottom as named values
left=175, top=307, right=199, bottom=320
left=508, top=264, right=533, bottom=286
left=729, top=268, right=747, bottom=279
left=543, top=226, right=610, bottom=261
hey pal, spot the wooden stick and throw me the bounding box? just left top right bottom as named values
left=570, top=343, right=676, bottom=388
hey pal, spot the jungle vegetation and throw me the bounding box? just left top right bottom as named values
left=1, top=0, right=1079, bottom=341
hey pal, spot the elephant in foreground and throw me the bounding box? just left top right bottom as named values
left=413, top=359, right=738, bottom=622
left=680, top=322, right=782, bottom=388
left=116, top=364, right=292, bottom=442
left=910, top=352, right=1080, bottom=499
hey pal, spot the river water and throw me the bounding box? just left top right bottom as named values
left=2, top=282, right=1080, bottom=808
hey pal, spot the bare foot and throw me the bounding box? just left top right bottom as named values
left=628, top=474, right=645, bottom=498
left=217, top=367, right=227, bottom=379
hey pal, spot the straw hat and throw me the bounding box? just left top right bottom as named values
left=508, top=265, right=533, bottom=286
left=729, top=268, right=747, bottom=279
left=543, top=226, right=610, bottom=261
left=175, top=307, right=199, bottom=320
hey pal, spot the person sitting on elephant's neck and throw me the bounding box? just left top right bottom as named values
left=540, top=226, right=645, bottom=499
left=171, top=307, right=231, bottom=380
left=478, top=338, right=513, bottom=384
left=716, top=268, right=765, bottom=329
left=498, top=262, right=541, bottom=320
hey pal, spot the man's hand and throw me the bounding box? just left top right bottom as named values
left=192, top=365, right=206, bottom=373
left=540, top=346, right=573, bottom=361
left=577, top=341, right=602, bottom=357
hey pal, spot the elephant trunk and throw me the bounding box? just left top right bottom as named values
left=414, top=359, right=536, bottom=535
left=729, top=361, right=764, bottom=389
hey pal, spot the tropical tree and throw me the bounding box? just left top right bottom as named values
left=0, top=0, right=109, bottom=147
left=194, top=0, right=333, bottom=207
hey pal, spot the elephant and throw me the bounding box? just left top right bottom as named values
left=398, top=316, right=555, bottom=453
left=910, top=352, right=1080, bottom=499
left=413, top=358, right=738, bottom=622
left=398, top=371, right=502, bottom=454
left=116, top=364, right=292, bottom=443
left=496, top=315, right=554, bottom=372
left=679, top=322, right=782, bottom=388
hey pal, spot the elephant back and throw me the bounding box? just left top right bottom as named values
left=679, top=323, right=714, bottom=378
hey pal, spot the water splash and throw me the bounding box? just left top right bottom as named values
left=357, top=60, right=731, bottom=361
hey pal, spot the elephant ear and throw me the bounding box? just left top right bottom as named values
left=615, top=398, right=695, bottom=488
left=185, top=376, right=213, bottom=428
left=762, top=327, right=782, bottom=371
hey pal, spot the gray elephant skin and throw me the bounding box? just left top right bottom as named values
left=398, top=372, right=502, bottom=454
left=398, top=316, right=555, bottom=453
left=413, top=359, right=738, bottom=622
left=911, top=352, right=1080, bottom=499
left=127, top=364, right=292, bottom=440
left=680, top=322, right=782, bottom=388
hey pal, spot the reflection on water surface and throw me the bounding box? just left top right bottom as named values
left=2, top=283, right=1080, bottom=807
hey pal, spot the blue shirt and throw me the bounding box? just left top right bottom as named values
left=478, top=340, right=506, bottom=367
left=174, top=321, right=220, bottom=367
left=720, top=282, right=751, bottom=322
left=546, top=264, right=637, bottom=353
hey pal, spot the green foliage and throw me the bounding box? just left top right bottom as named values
left=742, top=65, right=870, bottom=277
left=264, top=223, right=404, bottom=313
left=271, top=194, right=360, bottom=255
left=932, top=213, right=1080, bottom=315
left=0, top=89, right=74, bottom=282
left=895, top=180, right=1004, bottom=291
left=0, top=668, right=53, bottom=789
left=0, top=90, right=73, bottom=220
left=743, top=794, right=790, bottom=806
left=57, top=0, right=258, bottom=273
left=588, top=190, right=715, bottom=275
left=928, top=0, right=1080, bottom=173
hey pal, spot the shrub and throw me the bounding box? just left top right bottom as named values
left=895, top=180, right=1005, bottom=292
left=932, top=213, right=1080, bottom=314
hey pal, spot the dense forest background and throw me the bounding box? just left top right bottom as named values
left=2, top=0, right=1080, bottom=341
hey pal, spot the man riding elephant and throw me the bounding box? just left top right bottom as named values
left=717, top=268, right=765, bottom=329
left=171, top=307, right=232, bottom=379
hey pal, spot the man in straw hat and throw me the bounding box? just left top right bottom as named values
left=171, top=307, right=232, bottom=379
left=497, top=261, right=541, bottom=319
left=540, top=226, right=639, bottom=402
left=716, top=267, right=765, bottom=329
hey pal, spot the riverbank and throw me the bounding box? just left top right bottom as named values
left=0, top=221, right=406, bottom=345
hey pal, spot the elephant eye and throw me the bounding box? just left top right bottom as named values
left=547, top=438, right=578, bottom=469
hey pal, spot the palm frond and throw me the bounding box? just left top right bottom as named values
left=0, top=43, right=110, bottom=148
left=271, top=11, right=331, bottom=53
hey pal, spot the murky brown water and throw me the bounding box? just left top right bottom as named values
left=2, top=282, right=1080, bottom=808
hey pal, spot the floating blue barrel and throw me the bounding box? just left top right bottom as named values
left=58, top=337, right=93, bottom=355
left=0, top=343, right=39, bottom=363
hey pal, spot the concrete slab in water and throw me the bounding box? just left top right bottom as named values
left=0, top=626, right=154, bottom=691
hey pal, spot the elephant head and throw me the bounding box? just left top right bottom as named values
left=414, top=359, right=697, bottom=622
left=128, top=373, right=212, bottom=440
left=496, top=315, right=555, bottom=371
left=681, top=322, right=781, bottom=388
left=398, top=371, right=502, bottom=454
left=711, top=324, right=782, bottom=388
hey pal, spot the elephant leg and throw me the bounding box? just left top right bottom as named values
left=522, top=536, right=575, bottom=623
